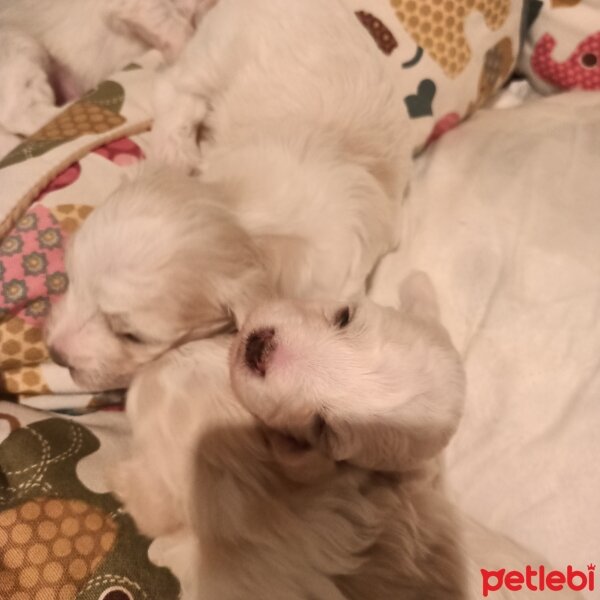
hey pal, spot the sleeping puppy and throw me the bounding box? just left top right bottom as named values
left=197, top=276, right=468, bottom=600
left=111, top=274, right=581, bottom=599
left=46, top=0, right=411, bottom=391
left=150, top=0, right=413, bottom=181
left=45, top=169, right=267, bottom=391
left=45, top=156, right=393, bottom=390
left=111, top=273, right=466, bottom=598
left=0, top=0, right=216, bottom=153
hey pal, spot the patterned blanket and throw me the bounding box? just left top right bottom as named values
left=0, top=3, right=531, bottom=597
left=0, top=54, right=158, bottom=412
left=2, top=0, right=598, bottom=594
left=0, top=403, right=180, bottom=600
left=0, top=1, right=526, bottom=410
left=0, top=53, right=173, bottom=600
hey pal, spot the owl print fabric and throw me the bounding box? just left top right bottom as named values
left=520, top=0, right=600, bottom=93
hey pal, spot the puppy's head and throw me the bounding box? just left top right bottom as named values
left=230, top=273, right=465, bottom=473
left=46, top=169, right=270, bottom=391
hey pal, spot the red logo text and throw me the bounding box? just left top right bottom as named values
left=481, top=564, right=595, bottom=596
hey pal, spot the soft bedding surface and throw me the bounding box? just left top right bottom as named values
left=0, top=36, right=598, bottom=600
left=0, top=57, right=157, bottom=407
left=371, top=89, right=600, bottom=590
left=1, top=87, right=597, bottom=600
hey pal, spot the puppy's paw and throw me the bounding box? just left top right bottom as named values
left=111, top=0, right=193, bottom=62
left=106, top=463, right=130, bottom=503
left=156, top=16, right=194, bottom=62
left=149, top=124, right=204, bottom=175
left=151, top=78, right=208, bottom=173
left=107, top=460, right=182, bottom=538
left=0, top=43, right=57, bottom=137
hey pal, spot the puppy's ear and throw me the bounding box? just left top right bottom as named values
left=319, top=416, right=460, bottom=473
left=398, top=271, right=440, bottom=323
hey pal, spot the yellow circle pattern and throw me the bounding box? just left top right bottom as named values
left=0, top=497, right=117, bottom=599
left=390, top=0, right=511, bottom=77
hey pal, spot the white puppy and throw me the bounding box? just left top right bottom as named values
left=111, top=275, right=578, bottom=599
left=46, top=169, right=267, bottom=390
left=0, top=0, right=215, bottom=153
left=46, top=0, right=412, bottom=390
left=111, top=274, right=464, bottom=598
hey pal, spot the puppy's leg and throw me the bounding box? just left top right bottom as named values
left=109, top=0, right=194, bottom=61
left=151, top=74, right=210, bottom=173
left=0, top=28, right=57, bottom=137
left=108, top=457, right=183, bottom=538
left=150, top=2, right=243, bottom=171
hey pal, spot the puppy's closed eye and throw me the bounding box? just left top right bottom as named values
left=105, top=314, right=145, bottom=344
left=118, top=332, right=144, bottom=344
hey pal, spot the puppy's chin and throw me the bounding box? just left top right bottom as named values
left=69, top=367, right=132, bottom=392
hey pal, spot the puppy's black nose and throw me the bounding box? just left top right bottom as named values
left=245, top=328, right=276, bottom=377
left=48, top=345, right=71, bottom=369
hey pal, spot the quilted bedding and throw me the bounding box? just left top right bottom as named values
left=0, top=55, right=167, bottom=600
left=371, top=87, right=600, bottom=599
left=0, top=3, right=599, bottom=598
left=0, top=55, right=160, bottom=410
left=1, top=83, right=598, bottom=599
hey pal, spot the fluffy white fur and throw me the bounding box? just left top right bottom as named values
left=46, top=0, right=412, bottom=390
left=46, top=170, right=266, bottom=390
left=0, top=0, right=215, bottom=154
left=111, top=275, right=578, bottom=599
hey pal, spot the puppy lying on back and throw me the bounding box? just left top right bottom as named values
left=0, top=0, right=215, bottom=153
left=111, top=274, right=578, bottom=599
left=46, top=0, right=412, bottom=390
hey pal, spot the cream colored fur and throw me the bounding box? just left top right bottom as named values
left=110, top=276, right=579, bottom=599
left=0, top=0, right=215, bottom=153
left=46, top=0, right=412, bottom=390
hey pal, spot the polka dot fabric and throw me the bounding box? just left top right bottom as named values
left=345, top=0, right=523, bottom=150
left=0, top=417, right=181, bottom=599
left=390, top=0, right=512, bottom=77
left=0, top=498, right=117, bottom=600
left=31, top=97, right=124, bottom=143
left=0, top=57, right=180, bottom=600
left=531, top=31, right=600, bottom=89
left=355, top=11, right=399, bottom=55
left=520, top=0, right=600, bottom=93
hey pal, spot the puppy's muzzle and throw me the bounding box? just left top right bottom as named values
left=244, top=328, right=276, bottom=377
left=48, top=345, right=71, bottom=369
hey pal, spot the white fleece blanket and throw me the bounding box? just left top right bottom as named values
left=371, top=89, right=600, bottom=591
